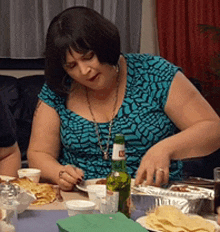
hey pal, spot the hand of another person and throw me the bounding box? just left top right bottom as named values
left=58, top=165, right=84, bottom=191
left=135, top=144, right=171, bottom=187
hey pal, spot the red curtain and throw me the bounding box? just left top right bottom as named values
left=156, top=0, right=220, bottom=115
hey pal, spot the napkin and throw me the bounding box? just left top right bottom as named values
left=56, top=212, right=147, bottom=232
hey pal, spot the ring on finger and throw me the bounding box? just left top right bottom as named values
left=156, top=168, right=164, bottom=173
left=59, top=170, right=65, bottom=179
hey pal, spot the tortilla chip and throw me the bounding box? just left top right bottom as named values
left=10, top=177, right=56, bottom=206
left=146, top=205, right=215, bottom=232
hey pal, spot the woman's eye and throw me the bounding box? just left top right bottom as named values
left=65, top=63, right=76, bottom=69
left=84, top=52, right=94, bottom=60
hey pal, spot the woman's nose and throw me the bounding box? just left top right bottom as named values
left=78, top=62, right=91, bottom=75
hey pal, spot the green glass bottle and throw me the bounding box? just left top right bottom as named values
left=106, top=134, right=131, bottom=218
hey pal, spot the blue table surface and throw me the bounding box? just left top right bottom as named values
left=17, top=210, right=68, bottom=232
left=17, top=209, right=146, bottom=232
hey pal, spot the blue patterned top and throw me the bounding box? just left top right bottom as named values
left=39, top=53, right=183, bottom=180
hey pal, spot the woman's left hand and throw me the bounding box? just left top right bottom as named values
left=135, top=143, right=171, bottom=186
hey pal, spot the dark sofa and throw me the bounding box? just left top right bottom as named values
left=0, top=74, right=45, bottom=166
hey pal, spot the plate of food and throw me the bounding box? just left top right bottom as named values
left=76, top=178, right=107, bottom=192
left=76, top=178, right=135, bottom=192
left=136, top=205, right=218, bottom=232
left=10, top=177, right=56, bottom=206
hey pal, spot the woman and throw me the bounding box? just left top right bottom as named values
left=0, top=94, right=21, bottom=176
left=27, top=6, right=220, bottom=191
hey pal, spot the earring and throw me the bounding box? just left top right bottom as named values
left=114, top=64, right=120, bottom=73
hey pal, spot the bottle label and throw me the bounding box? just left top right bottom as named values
left=112, top=144, right=125, bottom=161
left=106, top=190, right=119, bottom=213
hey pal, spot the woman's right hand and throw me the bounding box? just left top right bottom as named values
left=58, top=165, right=84, bottom=191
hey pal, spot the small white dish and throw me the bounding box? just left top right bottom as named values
left=65, top=200, right=96, bottom=217
left=76, top=178, right=103, bottom=192
left=76, top=178, right=135, bottom=192
left=17, top=168, right=41, bottom=183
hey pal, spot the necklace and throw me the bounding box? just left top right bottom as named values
left=86, top=68, right=120, bottom=160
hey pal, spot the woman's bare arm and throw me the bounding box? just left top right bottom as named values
left=136, top=71, right=220, bottom=186
left=27, top=100, right=62, bottom=184
left=27, top=100, right=84, bottom=190
left=165, top=71, right=220, bottom=159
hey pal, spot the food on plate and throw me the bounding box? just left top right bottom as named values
left=170, top=185, right=190, bottom=192
left=0, top=177, right=10, bottom=183
left=10, top=177, right=56, bottom=205
left=95, top=179, right=107, bottom=185
left=145, top=205, right=215, bottom=232
left=170, top=186, right=189, bottom=192
left=170, top=185, right=200, bottom=192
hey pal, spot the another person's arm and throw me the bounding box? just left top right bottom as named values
left=0, top=94, right=21, bottom=177
left=0, top=142, right=21, bottom=177
left=136, top=71, right=220, bottom=186
left=27, top=100, right=83, bottom=191
left=217, top=208, right=220, bottom=224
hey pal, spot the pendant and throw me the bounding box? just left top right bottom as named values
left=103, top=151, right=109, bottom=160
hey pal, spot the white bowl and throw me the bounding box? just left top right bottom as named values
left=65, top=200, right=96, bottom=216
left=17, top=168, right=41, bottom=183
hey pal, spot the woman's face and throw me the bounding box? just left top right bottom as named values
left=63, top=49, right=116, bottom=91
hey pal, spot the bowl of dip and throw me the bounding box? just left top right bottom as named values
left=65, top=200, right=96, bottom=216
left=17, top=168, right=41, bottom=183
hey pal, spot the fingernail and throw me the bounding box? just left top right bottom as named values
left=77, top=180, right=81, bottom=185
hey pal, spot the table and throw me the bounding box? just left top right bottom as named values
left=17, top=188, right=150, bottom=231
left=16, top=187, right=218, bottom=232
left=18, top=210, right=68, bottom=232
left=17, top=188, right=89, bottom=232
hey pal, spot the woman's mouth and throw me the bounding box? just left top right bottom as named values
left=87, top=73, right=99, bottom=82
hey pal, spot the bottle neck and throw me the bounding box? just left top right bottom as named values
left=111, top=160, right=127, bottom=172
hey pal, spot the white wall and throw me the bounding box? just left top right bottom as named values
left=140, top=0, right=159, bottom=55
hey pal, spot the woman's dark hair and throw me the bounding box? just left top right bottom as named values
left=44, top=6, right=121, bottom=96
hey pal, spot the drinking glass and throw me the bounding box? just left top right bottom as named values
left=98, top=193, right=118, bottom=214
